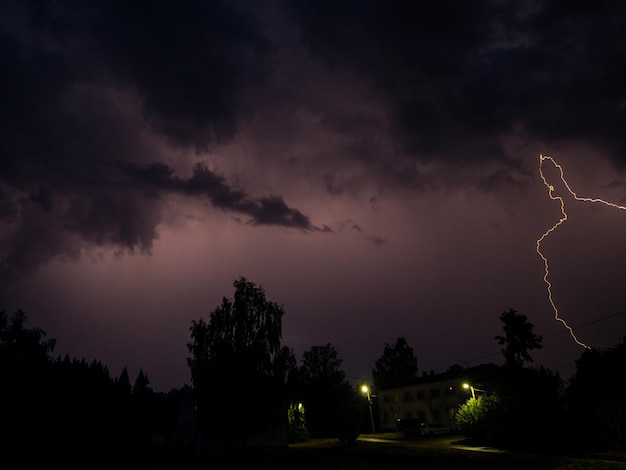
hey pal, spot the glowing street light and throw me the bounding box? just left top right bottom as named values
left=462, top=382, right=486, bottom=400
left=361, top=383, right=375, bottom=434
left=462, top=382, right=475, bottom=399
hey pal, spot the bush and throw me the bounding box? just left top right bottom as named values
left=456, top=395, right=505, bottom=445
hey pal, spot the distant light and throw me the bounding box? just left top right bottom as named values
left=361, top=384, right=369, bottom=394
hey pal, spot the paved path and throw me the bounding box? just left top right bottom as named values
left=359, top=433, right=507, bottom=453
left=358, top=433, right=507, bottom=454
left=358, top=433, right=626, bottom=462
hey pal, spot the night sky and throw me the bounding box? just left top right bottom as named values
left=2, top=0, right=626, bottom=392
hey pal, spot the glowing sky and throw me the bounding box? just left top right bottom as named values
left=2, top=1, right=626, bottom=392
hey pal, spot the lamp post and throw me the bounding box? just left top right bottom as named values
left=361, top=383, right=375, bottom=434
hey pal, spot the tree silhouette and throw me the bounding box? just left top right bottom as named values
left=0, top=308, right=186, bottom=459
left=117, top=366, right=132, bottom=396
left=133, top=368, right=151, bottom=395
left=296, top=343, right=357, bottom=440
left=187, top=277, right=293, bottom=450
left=0, top=309, right=56, bottom=449
left=372, top=336, right=418, bottom=389
left=495, top=308, right=542, bottom=369
left=0, top=309, right=56, bottom=374
left=566, top=337, right=626, bottom=450
left=453, top=310, right=562, bottom=450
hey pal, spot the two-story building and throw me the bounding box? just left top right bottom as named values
left=376, top=363, right=502, bottom=432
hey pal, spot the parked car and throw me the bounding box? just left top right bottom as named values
left=419, top=422, right=454, bottom=436
left=396, top=418, right=424, bottom=437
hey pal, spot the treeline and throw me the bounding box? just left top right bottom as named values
left=1, top=276, right=374, bottom=459
left=1, top=308, right=189, bottom=458
left=3, top=280, right=626, bottom=460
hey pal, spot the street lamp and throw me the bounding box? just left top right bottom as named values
left=462, top=382, right=486, bottom=399
left=462, top=382, right=475, bottom=399
left=361, top=383, right=375, bottom=434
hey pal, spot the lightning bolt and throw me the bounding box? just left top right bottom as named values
left=536, top=154, right=626, bottom=349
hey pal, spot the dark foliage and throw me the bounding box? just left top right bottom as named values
left=4, top=301, right=625, bottom=461
left=1, top=309, right=57, bottom=448
left=372, top=336, right=418, bottom=389
left=294, top=343, right=363, bottom=441
left=456, top=366, right=565, bottom=450
left=565, top=337, right=626, bottom=451
left=0, top=309, right=185, bottom=458
left=495, top=308, right=543, bottom=369
left=457, top=309, right=626, bottom=452
left=187, top=277, right=293, bottom=450
left=456, top=309, right=565, bottom=450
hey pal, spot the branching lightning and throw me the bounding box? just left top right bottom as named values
left=536, top=154, right=626, bottom=349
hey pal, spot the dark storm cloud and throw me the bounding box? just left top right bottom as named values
left=0, top=0, right=318, bottom=282
left=285, top=0, right=626, bottom=167
left=3, top=0, right=626, bottom=283
left=0, top=191, right=81, bottom=283
left=128, top=162, right=325, bottom=231
left=92, top=0, right=273, bottom=149
left=0, top=180, right=164, bottom=282
left=0, top=0, right=271, bottom=155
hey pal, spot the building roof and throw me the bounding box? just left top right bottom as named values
left=378, top=363, right=503, bottom=391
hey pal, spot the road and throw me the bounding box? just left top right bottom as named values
left=359, top=433, right=505, bottom=454
left=357, top=433, right=626, bottom=465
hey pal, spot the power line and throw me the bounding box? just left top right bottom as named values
left=465, top=307, right=626, bottom=364
left=545, top=308, right=626, bottom=339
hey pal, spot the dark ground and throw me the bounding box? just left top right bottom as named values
left=280, top=434, right=626, bottom=470
left=14, top=433, right=626, bottom=469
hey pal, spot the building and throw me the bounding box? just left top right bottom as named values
left=376, top=363, right=502, bottom=432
